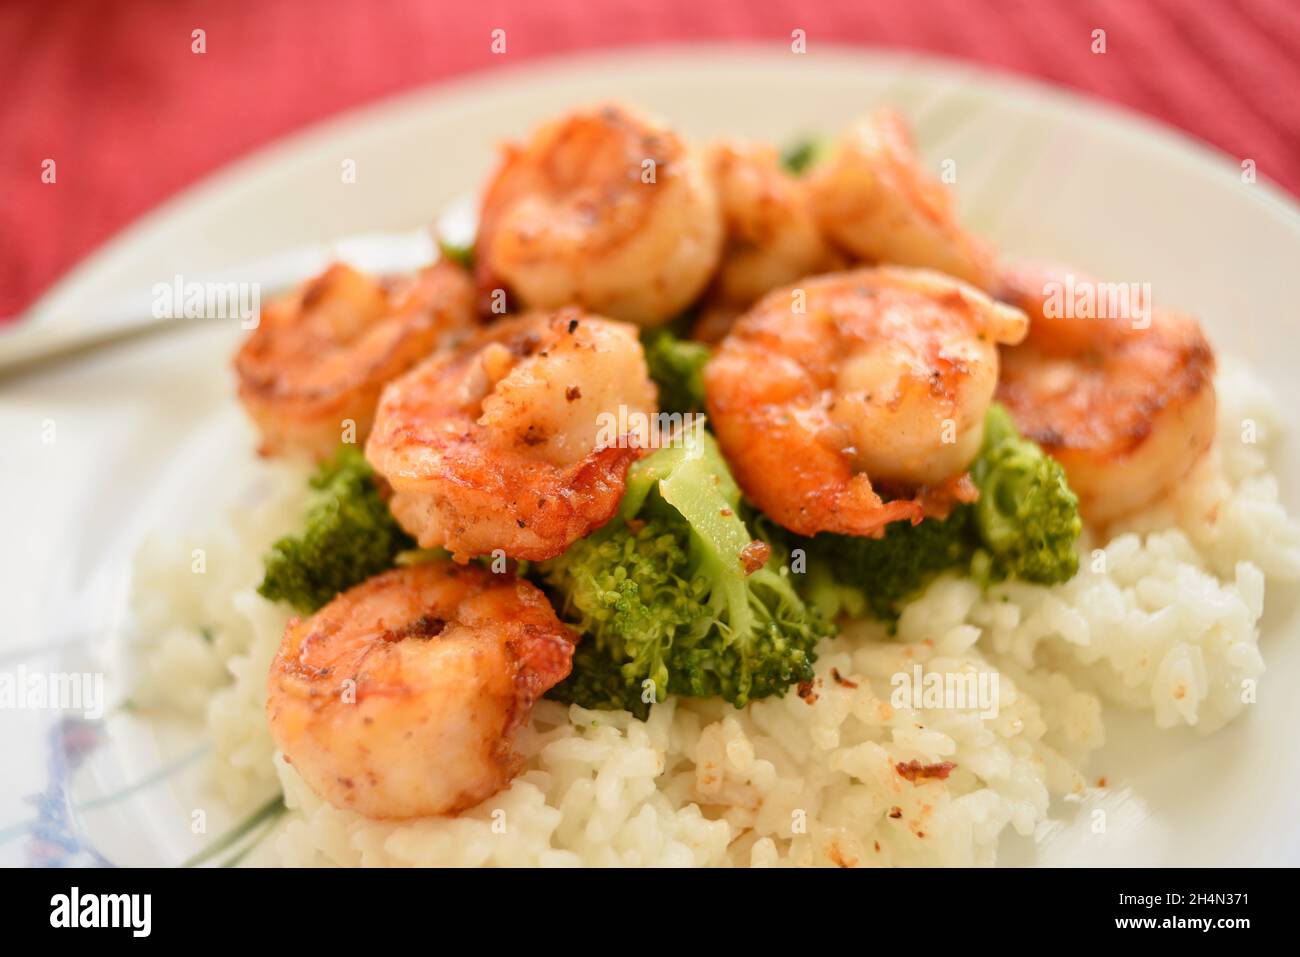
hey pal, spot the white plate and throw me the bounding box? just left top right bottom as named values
left=4, top=44, right=1299, bottom=866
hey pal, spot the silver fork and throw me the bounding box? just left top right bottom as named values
left=0, top=198, right=477, bottom=380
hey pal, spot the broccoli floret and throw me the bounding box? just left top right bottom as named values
left=554, top=640, right=656, bottom=715
left=790, top=508, right=977, bottom=622
left=641, top=326, right=710, bottom=414
left=258, top=446, right=413, bottom=612
left=769, top=404, right=1082, bottom=621
left=540, top=427, right=830, bottom=716
left=779, top=135, right=831, bottom=175
left=970, top=404, right=1081, bottom=585
left=436, top=235, right=474, bottom=271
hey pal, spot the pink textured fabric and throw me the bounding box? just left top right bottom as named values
left=2, top=0, right=1297, bottom=318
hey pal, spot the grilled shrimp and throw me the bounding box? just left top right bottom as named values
left=366, top=309, right=657, bottom=561
left=809, top=109, right=994, bottom=288
left=235, top=260, right=476, bottom=459
left=267, top=562, right=574, bottom=819
left=694, top=141, right=841, bottom=341
left=994, top=261, right=1217, bottom=526
left=475, top=103, right=723, bottom=327
left=705, top=267, right=1027, bottom=537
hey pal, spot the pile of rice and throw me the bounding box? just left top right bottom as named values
left=128, top=359, right=1300, bottom=866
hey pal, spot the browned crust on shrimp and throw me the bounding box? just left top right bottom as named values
left=478, top=107, right=665, bottom=280
left=697, top=140, right=844, bottom=332
left=705, top=267, right=1025, bottom=538
left=367, top=310, right=655, bottom=560
left=474, top=103, right=722, bottom=326
left=1003, top=330, right=1214, bottom=458
left=994, top=261, right=1218, bottom=526
left=235, top=260, right=476, bottom=460
left=809, top=109, right=994, bottom=287
left=267, top=562, right=574, bottom=820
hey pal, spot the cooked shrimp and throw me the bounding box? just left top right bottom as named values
left=705, top=267, right=1027, bottom=537
left=235, top=260, right=476, bottom=460
left=994, top=261, right=1217, bottom=526
left=366, top=309, right=658, bottom=561
left=809, top=109, right=994, bottom=288
left=475, top=103, right=723, bottom=327
left=267, top=562, right=574, bottom=819
left=694, top=141, right=841, bottom=341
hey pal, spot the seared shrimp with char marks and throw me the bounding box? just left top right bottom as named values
left=705, top=267, right=1027, bottom=537
left=475, top=103, right=723, bottom=327
left=693, top=141, right=842, bottom=343
left=366, top=309, right=658, bottom=561
left=267, top=562, right=574, bottom=819
left=994, top=261, right=1217, bottom=526
left=235, top=260, right=476, bottom=460
left=809, top=109, right=994, bottom=288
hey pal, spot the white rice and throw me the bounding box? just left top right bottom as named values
left=127, top=361, right=1300, bottom=865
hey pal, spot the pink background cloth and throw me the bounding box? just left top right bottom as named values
left=3, top=0, right=1297, bottom=319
